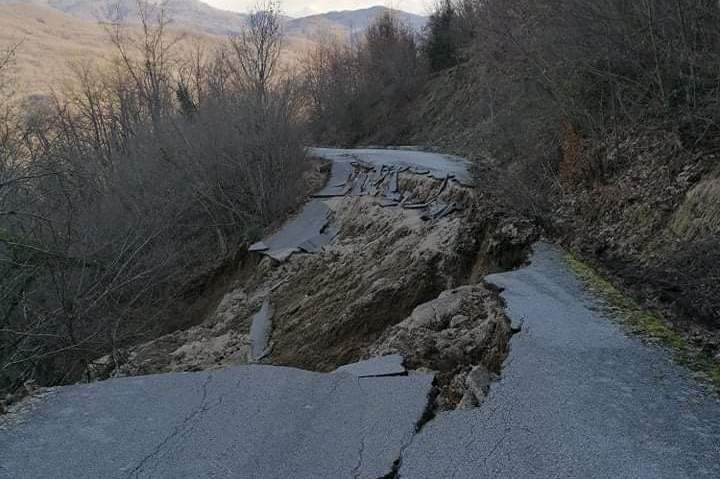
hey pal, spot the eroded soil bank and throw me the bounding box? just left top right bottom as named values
left=93, top=152, right=537, bottom=408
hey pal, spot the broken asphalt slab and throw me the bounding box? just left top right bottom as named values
left=256, top=148, right=472, bottom=263
left=397, top=243, right=720, bottom=478
left=0, top=365, right=434, bottom=479
left=334, top=354, right=406, bottom=378
left=261, top=200, right=332, bottom=257
left=252, top=157, right=354, bottom=262
left=310, top=147, right=472, bottom=186
left=248, top=300, right=273, bottom=361
left=248, top=241, right=268, bottom=252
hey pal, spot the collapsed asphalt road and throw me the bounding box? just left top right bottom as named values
left=3, top=150, right=719, bottom=479
left=243, top=147, right=478, bottom=366
left=0, top=148, right=476, bottom=479
left=397, top=243, right=720, bottom=478
left=0, top=360, right=432, bottom=479
left=310, top=147, right=472, bottom=185
left=249, top=147, right=471, bottom=263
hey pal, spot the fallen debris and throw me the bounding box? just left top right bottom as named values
left=249, top=300, right=274, bottom=362
left=370, top=285, right=512, bottom=409
left=334, top=354, right=407, bottom=378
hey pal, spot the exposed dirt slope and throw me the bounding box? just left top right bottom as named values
left=404, top=62, right=720, bottom=359
left=96, top=161, right=537, bottom=408
left=556, top=131, right=720, bottom=344
left=370, top=285, right=510, bottom=409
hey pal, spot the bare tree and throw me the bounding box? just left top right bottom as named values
left=104, top=0, right=180, bottom=131
left=301, top=11, right=420, bottom=144
left=0, top=2, right=307, bottom=399
left=229, top=1, right=283, bottom=102
left=0, top=42, right=18, bottom=88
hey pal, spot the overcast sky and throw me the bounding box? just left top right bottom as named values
left=202, top=0, right=431, bottom=18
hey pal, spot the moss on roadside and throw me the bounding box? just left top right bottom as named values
left=565, top=253, right=720, bottom=390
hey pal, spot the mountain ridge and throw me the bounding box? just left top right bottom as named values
left=286, top=5, right=426, bottom=39
left=0, top=1, right=427, bottom=96
left=0, top=0, right=427, bottom=37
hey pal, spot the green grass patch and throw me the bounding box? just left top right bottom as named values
left=565, top=253, right=720, bottom=389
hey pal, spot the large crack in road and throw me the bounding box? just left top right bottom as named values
left=5, top=149, right=711, bottom=478
left=395, top=243, right=720, bottom=478
left=1, top=148, right=518, bottom=479
left=0, top=364, right=435, bottom=478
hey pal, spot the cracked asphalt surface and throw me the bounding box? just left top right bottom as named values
left=0, top=365, right=433, bottom=479
left=256, top=147, right=472, bottom=262
left=310, top=147, right=472, bottom=185
left=398, top=243, right=720, bottom=478
left=6, top=150, right=716, bottom=478
left=0, top=148, right=469, bottom=479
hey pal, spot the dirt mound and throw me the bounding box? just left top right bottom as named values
left=370, top=285, right=511, bottom=409
left=268, top=193, right=472, bottom=370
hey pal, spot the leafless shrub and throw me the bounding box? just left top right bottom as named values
left=302, top=11, right=421, bottom=145
left=228, top=0, right=283, bottom=102
left=417, top=0, right=720, bottom=220
left=0, top=2, right=306, bottom=395
left=0, top=41, right=20, bottom=93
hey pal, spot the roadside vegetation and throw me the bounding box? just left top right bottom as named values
left=3, top=0, right=720, bottom=401
left=566, top=254, right=720, bottom=388
left=299, top=0, right=720, bottom=378
left=0, top=0, right=307, bottom=400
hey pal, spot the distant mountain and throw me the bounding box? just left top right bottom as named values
left=0, top=1, right=427, bottom=96
left=0, top=1, right=426, bottom=39
left=286, top=6, right=427, bottom=40
left=0, top=0, right=250, bottom=35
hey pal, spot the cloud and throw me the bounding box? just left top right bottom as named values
left=202, top=0, right=432, bottom=17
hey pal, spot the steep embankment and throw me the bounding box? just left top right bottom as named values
left=6, top=148, right=720, bottom=479
left=93, top=150, right=537, bottom=409
left=556, top=131, right=720, bottom=337
left=405, top=64, right=720, bottom=365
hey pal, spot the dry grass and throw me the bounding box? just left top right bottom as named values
left=566, top=254, right=720, bottom=389
left=671, top=176, right=720, bottom=240
left=0, top=4, right=318, bottom=98
left=0, top=4, right=117, bottom=96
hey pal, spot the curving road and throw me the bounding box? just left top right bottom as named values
left=398, top=243, right=720, bottom=478
left=3, top=151, right=719, bottom=478
left=310, top=147, right=472, bottom=184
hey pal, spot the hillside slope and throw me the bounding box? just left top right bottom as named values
left=0, top=0, right=250, bottom=35
left=0, top=4, right=119, bottom=96
left=0, top=3, right=424, bottom=97
left=405, top=62, right=720, bottom=360
left=286, top=5, right=426, bottom=39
